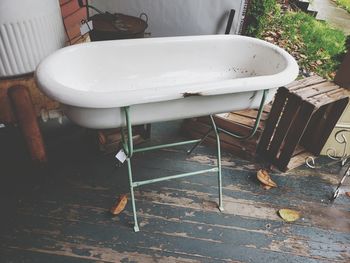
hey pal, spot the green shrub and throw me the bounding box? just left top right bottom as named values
left=276, top=11, right=346, bottom=77
left=245, top=1, right=347, bottom=78
left=335, top=0, right=350, bottom=13
left=244, top=0, right=277, bottom=37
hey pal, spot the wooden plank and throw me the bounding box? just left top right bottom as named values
left=185, top=117, right=260, bottom=145
left=6, top=171, right=350, bottom=262
left=199, top=112, right=265, bottom=130
left=2, top=121, right=350, bottom=262
left=287, top=151, right=314, bottom=171
left=300, top=105, right=328, bottom=150
left=231, top=109, right=269, bottom=121
left=218, top=114, right=265, bottom=130
left=277, top=102, right=315, bottom=171
left=286, top=76, right=326, bottom=91
left=266, top=94, right=302, bottom=162
left=6, top=178, right=350, bottom=261
left=13, top=190, right=350, bottom=257
left=292, top=145, right=307, bottom=157
left=0, top=247, right=99, bottom=263
left=308, top=88, right=349, bottom=108
left=184, top=122, right=257, bottom=158
left=305, top=98, right=349, bottom=154
left=190, top=117, right=262, bottom=139
left=256, top=88, right=289, bottom=155
left=1, top=212, right=335, bottom=263
left=293, top=82, right=340, bottom=99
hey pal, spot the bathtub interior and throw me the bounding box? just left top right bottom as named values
left=44, top=37, right=288, bottom=93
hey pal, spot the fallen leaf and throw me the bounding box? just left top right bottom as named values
left=264, top=36, right=274, bottom=42
left=262, top=185, right=273, bottom=190
left=257, top=169, right=277, bottom=188
left=329, top=72, right=336, bottom=79
left=110, top=194, right=128, bottom=215
left=346, top=192, right=350, bottom=198
left=278, top=209, right=301, bottom=222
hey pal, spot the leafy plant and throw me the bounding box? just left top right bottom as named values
left=244, top=0, right=277, bottom=37
left=335, top=0, right=350, bottom=13
left=245, top=1, right=347, bottom=78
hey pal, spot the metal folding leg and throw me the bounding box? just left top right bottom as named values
left=119, top=106, right=224, bottom=232
left=120, top=107, right=140, bottom=232
left=187, top=90, right=269, bottom=157
left=210, top=115, right=224, bottom=211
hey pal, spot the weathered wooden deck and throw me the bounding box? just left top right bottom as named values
left=0, top=121, right=349, bottom=262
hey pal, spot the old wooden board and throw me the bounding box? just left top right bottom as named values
left=0, top=121, right=349, bottom=262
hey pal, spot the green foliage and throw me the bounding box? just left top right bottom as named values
left=244, top=0, right=277, bottom=37
left=276, top=11, right=346, bottom=77
left=245, top=2, right=347, bottom=78
left=335, top=0, right=350, bottom=13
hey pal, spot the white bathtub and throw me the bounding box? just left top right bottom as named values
left=35, top=35, right=299, bottom=129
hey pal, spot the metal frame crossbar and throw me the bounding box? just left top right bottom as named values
left=120, top=89, right=268, bottom=232
left=120, top=107, right=223, bottom=232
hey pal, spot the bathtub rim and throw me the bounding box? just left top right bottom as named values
left=35, top=34, right=299, bottom=109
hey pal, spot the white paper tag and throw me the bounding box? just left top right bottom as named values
left=80, top=20, right=93, bottom=36
left=115, top=149, right=127, bottom=163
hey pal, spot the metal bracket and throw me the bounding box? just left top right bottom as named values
left=218, top=89, right=268, bottom=140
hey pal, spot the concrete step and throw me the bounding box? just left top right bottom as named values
left=291, top=0, right=319, bottom=18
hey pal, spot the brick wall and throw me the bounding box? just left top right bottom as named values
left=59, top=0, right=87, bottom=44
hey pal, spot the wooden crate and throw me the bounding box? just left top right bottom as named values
left=257, top=76, right=349, bottom=171
left=183, top=76, right=349, bottom=171
left=97, top=124, right=151, bottom=154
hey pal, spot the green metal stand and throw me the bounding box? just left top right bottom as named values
left=120, top=90, right=267, bottom=232
left=120, top=107, right=223, bottom=232
left=187, top=89, right=268, bottom=155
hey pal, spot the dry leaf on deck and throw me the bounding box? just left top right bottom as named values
left=262, top=185, right=273, bottom=190
left=110, top=194, right=128, bottom=215
left=345, top=192, right=350, bottom=198
left=278, top=209, right=301, bottom=222
left=257, top=169, right=277, bottom=188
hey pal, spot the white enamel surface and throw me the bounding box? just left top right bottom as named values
left=63, top=90, right=276, bottom=129
left=0, top=0, right=66, bottom=77
left=36, top=35, right=299, bottom=129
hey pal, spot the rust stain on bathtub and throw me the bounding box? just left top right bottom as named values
left=182, top=92, right=202, bottom=98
